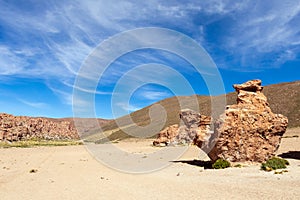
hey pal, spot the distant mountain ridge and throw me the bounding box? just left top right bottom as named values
left=93, top=80, right=300, bottom=143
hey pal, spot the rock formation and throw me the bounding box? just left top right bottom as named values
left=208, top=80, right=288, bottom=162
left=0, top=113, right=79, bottom=141
left=152, top=124, right=179, bottom=146
left=193, top=115, right=213, bottom=149
left=175, top=109, right=202, bottom=145
left=153, top=109, right=212, bottom=146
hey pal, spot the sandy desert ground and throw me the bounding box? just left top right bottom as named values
left=0, top=128, right=299, bottom=200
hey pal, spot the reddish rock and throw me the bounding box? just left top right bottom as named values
left=0, top=113, right=79, bottom=141
left=153, top=124, right=179, bottom=146
left=175, top=109, right=201, bottom=145
left=193, top=115, right=213, bottom=148
left=153, top=109, right=212, bottom=146
left=208, top=80, right=288, bottom=162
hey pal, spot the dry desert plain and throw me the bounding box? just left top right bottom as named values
left=0, top=127, right=300, bottom=200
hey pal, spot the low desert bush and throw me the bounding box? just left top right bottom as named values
left=0, top=140, right=83, bottom=148
left=233, top=164, right=242, bottom=168
left=261, top=157, right=289, bottom=171
left=212, top=159, right=231, bottom=169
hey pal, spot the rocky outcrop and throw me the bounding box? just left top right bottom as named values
left=152, top=124, right=179, bottom=146
left=193, top=115, right=212, bottom=149
left=208, top=80, right=288, bottom=162
left=175, top=109, right=202, bottom=145
left=153, top=109, right=212, bottom=146
left=0, top=113, right=79, bottom=141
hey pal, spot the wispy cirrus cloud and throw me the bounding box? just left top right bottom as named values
left=46, top=82, right=73, bottom=105
left=138, top=90, right=173, bottom=101
left=115, top=102, right=141, bottom=113
left=204, top=0, right=300, bottom=70
left=0, top=46, right=28, bottom=75
left=1, top=0, right=299, bottom=79
left=0, top=0, right=299, bottom=118
left=18, top=99, right=48, bottom=109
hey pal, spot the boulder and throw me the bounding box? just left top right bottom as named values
left=193, top=115, right=213, bottom=148
left=153, top=124, right=179, bottom=146
left=153, top=109, right=212, bottom=146
left=208, top=80, right=288, bottom=162
left=175, top=109, right=202, bottom=145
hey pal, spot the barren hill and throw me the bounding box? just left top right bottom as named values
left=92, top=81, right=300, bottom=143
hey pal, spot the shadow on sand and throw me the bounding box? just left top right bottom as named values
left=172, top=160, right=213, bottom=169
left=278, top=151, right=300, bottom=160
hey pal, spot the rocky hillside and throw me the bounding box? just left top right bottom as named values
left=0, top=113, right=110, bottom=142
left=96, top=81, right=300, bottom=142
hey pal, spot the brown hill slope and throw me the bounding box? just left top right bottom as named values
left=91, top=81, right=300, bottom=143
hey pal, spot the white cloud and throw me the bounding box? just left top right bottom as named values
left=18, top=99, right=48, bottom=109
left=115, top=102, right=141, bottom=112
left=46, top=83, right=73, bottom=105
left=0, top=46, right=27, bottom=75
left=0, top=0, right=299, bottom=104
left=243, top=6, right=300, bottom=52
left=218, top=0, right=300, bottom=69
left=63, top=80, right=113, bottom=95
left=48, top=37, right=93, bottom=75
left=140, top=90, right=172, bottom=101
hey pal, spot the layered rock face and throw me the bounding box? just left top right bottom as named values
left=193, top=115, right=212, bottom=149
left=208, top=80, right=288, bottom=162
left=176, top=109, right=202, bottom=145
left=0, top=113, right=79, bottom=141
left=152, top=124, right=179, bottom=146
left=153, top=109, right=212, bottom=146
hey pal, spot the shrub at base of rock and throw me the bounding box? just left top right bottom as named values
left=212, top=159, right=231, bottom=169
left=261, top=157, right=289, bottom=171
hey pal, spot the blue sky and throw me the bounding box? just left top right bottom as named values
left=0, top=0, right=299, bottom=119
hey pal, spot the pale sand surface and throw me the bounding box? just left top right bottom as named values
left=0, top=128, right=299, bottom=200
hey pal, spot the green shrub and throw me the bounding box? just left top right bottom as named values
left=261, top=157, right=289, bottom=171
left=212, top=159, right=231, bottom=169
left=0, top=140, right=83, bottom=148
left=233, top=164, right=242, bottom=168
